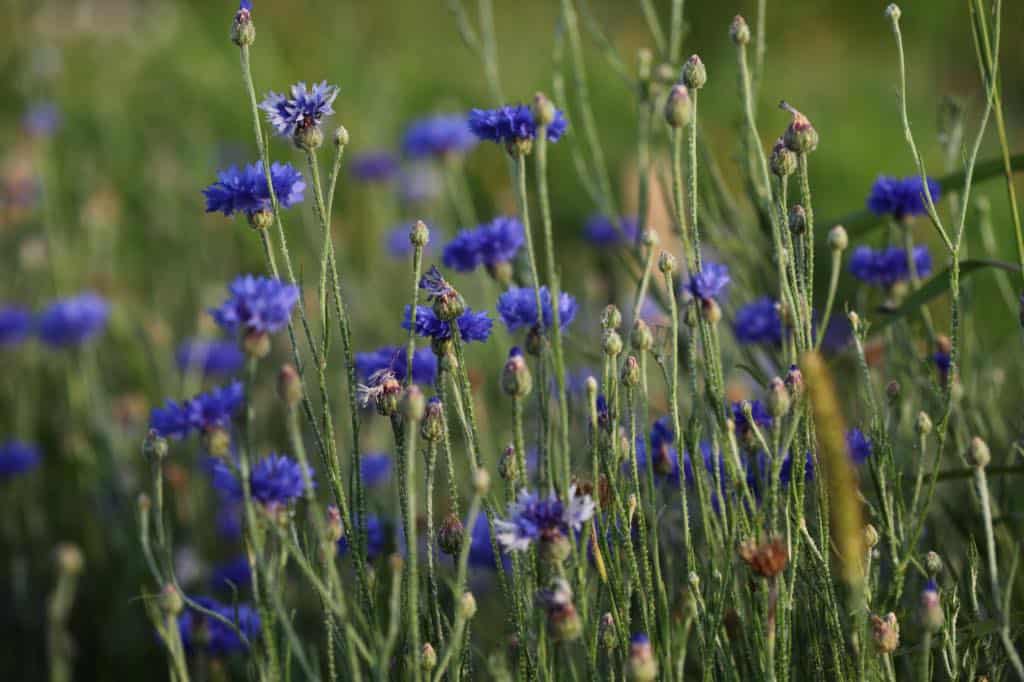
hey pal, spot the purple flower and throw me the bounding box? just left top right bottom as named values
left=203, top=162, right=305, bottom=217
left=867, top=175, right=941, bottom=220
left=497, top=286, right=578, bottom=332
left=0, top=441, right=41, bottom=480
left=494, top=484, right=594, bottom=552
left=468, top=105, right=568, bottom=145
left=733, top=298, right=783, bottom=345
left=685, top=262, right=731, bottom=302
left=175, top=339, right=245, bottom=376
left=355, top=345, right=438, bottom=385
left=211, top=275, right=300, bottom=336
left=468, top=514, right=509, bottom=570
left=150, top=381, right=245, bottom=440
left=238, top=0, right=252, bottom=11
left=582, top=215, right=638, bottom=247
left=848, top=245, right=932, bottom=288
left=37, top=293, right=110, bottom=348
left=846, top=428, right=873, bottom=465
left=0, top=307, right=32, bottom=346
left=360, top=452, right=392, bottom=487
left=178, top=596, right=260, bottom=656
left=403, top=115, right=478, bottom=158
left=442, top=216, right=525, bottom=272
left=402, top=305, right=493, bottom=343
left=349, top=151, right=399, bottom=183
left=260, top=81, right=339, bottom=138
left=23, top=102, right=61, bottom=137
left=211, top=453, right=311, bottom=509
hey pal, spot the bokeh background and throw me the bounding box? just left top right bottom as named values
left=1, top=0, right=1022, bottom=678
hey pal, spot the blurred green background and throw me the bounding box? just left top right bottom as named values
left=1, top=0, right=1022, bottom=678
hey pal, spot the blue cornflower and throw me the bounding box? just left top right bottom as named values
left=210, top=556, right=251, bottom=592
left=23, top=102, right=61, bottom=137
left=497, top=286, right=578, bottom=332
left=0, top=441, right=41, bottom=480
left=582, top=215, right=638, bottom=247
left=442, top=216, right=525, bottom=272
left=338, top=514, right=387, bottom=559
left=468, top=105, right=568, bottom=146
left=210, top=275, right=300, bottom=336
left=238, top=0, right=252, bottom=11
left=216, top=504, right=243, bottom=541
left=355, top=345, right=438, bottom=385
left=37, top=293, right=110, bottom=348
left=150, top=381, right=245, bottom=440
left=731, top=400, right=773, bottom=438
left=349, top=151, right=399, bottom=183
left=846, top=428, right=873, bottom=465
left=648, top=416, right=691, bottom=485
left=733, top=297, right=783, bottom=345
left=360, top=452, right=392, bottom=487
left=203, top=161, right=305, bottom=218
left=933, top=351, right=951, bottom=373
left=778, top=451, right=815, bottom=486
left=178, top=596, right=260, bottom=656
left=211, top=453, right=311, bottom=509
left=867, top=175, right=941, bottom=221
left=175, top=339, right=245, bottom=376
left=402, top=305, right=493, bottom=343
left=260, top=81, right=339, bottom=138
left=403, top=114, right=478, bottom=158
left=0, top=307, right=32, bottom=346
left=685, top=262, right=731, bottom=302
left=848, top=245, right=932, bottom=288
left=494, top=484, right=595, bottom=553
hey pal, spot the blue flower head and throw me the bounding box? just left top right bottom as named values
left=178, top=596, right=260, bottom=656
left=176, top=339, right=245, bottom=376
left=211, top=453, right=311, bottom=509
left=867, top=175, right=940, bottom=220
left=497, top=286, right=578, bottom=332
left=469, top=514, right=510, bottom=571
left=402, top=305, right=492, bottom=343
left=349, top=151, right=399, bottom=183
left=338, top=514, right=387, bottom=559
left=442, top=216, right=524, bottom=272
left=685, top=262, right=731, bottom=302
left=583, top=215, right=638, bottom=247
left=37, top=293, right=110, bottom=348
left=846, top=428, right=873, bottom=465
left=203, top=162, right=305, bottom=218
left=848, top=245, right=932, bottom=288
left=778, top=450, right=815, bottom=487
left=733, top=297, right=783, bottom=345
left=238, top=0, right=253, bottom=11
left=210, top=556, right=251, bottom=593
left=0, top=307, right=32, bottom=346
left=150, top=381, right=245, bottom=440
left=403, top=115, right=478, bottom=158
left=731, top=400, right=773, bottom=438
left=260, top=81, right=339, bottom=138
left=211, top=275, right=300, bottom=336
left=494, top=484, right=595, bottom=552
left=0, top=441, right=41, bottom=480
left=468, top=105, right=567, bottom=147
left=360, top=452, right=392, bottom=487
left=355, top=345, right=438, bottom=385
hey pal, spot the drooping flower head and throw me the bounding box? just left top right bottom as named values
left=867, top=175, right=941, bottom=221
left=260, top=81, right=339, bottom=138
left=175, top=339, right=245, bottom=376
left=0, top=307, right=32, bottom=346
left=402, top=305, right=492, bottom=344
left=582, top=215, right=638, bottom=247
left=468, top=104, right=568, bottom=151
left=211, top=275, right=300, bottom=337
left=177, top=596, right=261, bottom=656
left=733, top=297, right=783, bottom=345
left=848, top=245, right=932, bottom=288
left=360, top=452, right=392, bottom=487
left=355, top=345, right=438, bottom=385
left=442, top=216, right=524, bottom=274
left=349, top=151, right=399, bottom=183
left=149, top=381, right=245, bottom=441
left=685, top=262, right=731, bottom=302
left=211, top=453, right=311, bottom=510
left=37, top=293, right=110, bottom=348
left=403, top=114, right=478, bottom=159
left=497, top=286, right=578, bottom=332
left=495, top=485, right=595, bottom=560
left=846, top=428, right=873, bottom=465
left=0, top=440, right=41, bottom=480
left=203, top=161, right=305, bottom=219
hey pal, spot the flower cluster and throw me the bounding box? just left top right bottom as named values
left=175, top=339, right=245, bottom=376
left=150, top=381, right=245, bottom=440
left=495, top=485, right=595, bottom=555
left=733, top=298, right=783, bottom=345
left=866, top=175, right=940, bottom=220
left=203, top=161, right=305, bottom=218
left=210, top=275, right=300, bottom=336
left=403, top=114, right=478, bottom=158
left=355, top=345, right=438, bottom=385
left=582, top=215, right=638, bottom=247
left=848, top=245, right=932, bottom=288
left=497, top=286, right=578, bottom=332
left=402, top=305, right=492, bottom=343
left=260, top=81, right=339, bottom=138
left=177, top=596, right=261, bottom=656
left=468, top=105, right=567, bottom=146
left=37, top=293, right=110, bottom=348
left=0, top=440, right=41, bottom=480
left=442, top=217, right=525, bottom=272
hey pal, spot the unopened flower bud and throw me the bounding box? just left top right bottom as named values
left=410, top=220, right=430, bottom=248
left=602, top=304, right=622, bottom=331
left=770, top=138, right=797, bottom=177
left=767, top=377, right=791, bottom=418
left=473, top=467, right=491, bottom=495
left=326, top=505, right=343, bottom=544
left=884, top=4, right=901, bottom=22
left=701, top=299, right=722, bottom=325
left=968, top=436, right=990, bottom=468
left=920, top=580, right=943, bottom=632
left=730, top=15, right=751, bottom=45
left=421, top=643, right=437, bottom=672
left=532, top=92, right=557, bottom=127
left=925, top=551, right=943, bottom=575
left=658, top=251, right=677, bottom=275
left=785, top=364, right=804, bottom=398
left=501, top=347, right=532, bottom=399
left=293, top=121, right=324, bottom=152
left=499, top=445, right=518, bottom=481
left=334, top=125, right=349, bottom=148
left=663, top=85, right=692, bottom=128
left=55, top=543, right=84, bottom=576
left=788, top=204, right=807, bottom=235
left=915, top=411, right=933, bottom=436
left=681, top=55, right=707, bottom=89
left=548, top=603, right=583, bottom=642
left=144, top=429, right=169, bottom=461
left=421, top=398, right=444, bottom=442
left=870, top=612, right=900, bottom=654
left=828, top=225, right=848, bottom=251
left=438, top=513, right=464, bottom=556
left=278, top=363, right=303, bottom=407
left=540, top=533, right=572, bottom=564
left=248, top=208, right=273, bottom=230
left=626, top=633, right=658, bottom=681
left=599, top=612, right=617, bottom=650
left=886, top=380, right=901, bottom=405
left=603, top=329, right=623, bottom=357
left=864, top=524, right=879, bottom=549
left=231, top=2, right=255, bottom=47
left=525, top=325, right=545, bottom=356
left=631, top=319, right=653, bottom=352
left=459, top=592, right=478, bottom=619
left=848, top=310, right=860, bottom=332
left=243, top=330, right=270, bottom=359
left=622, top=356, right=641, bottom=388
left=402, top=385, right=426, bottom=422
left=160, top=584, right=184, bottom=615
left=781, top=101, right=818, bottom=154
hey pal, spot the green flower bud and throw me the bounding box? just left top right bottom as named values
left=548, top=603, right=583, bottom=642
left=144, top=429, right=169, bottom=461
left=231, top=5, right=255, bottom=47
left=602, top=304, right=622, bottom=331
left=870, top=612, right=900, bottom=654
left=884, top=4, right=901, bottom=22
left=438, top=513, right=464, bottom=556
left=498, top=445, right=518, bottom=481
left=658, top=251, right=677, bottom=275
left=248, top=207, right=274, bottom=230
left=420, top=643, right=438, bottom=672
left=293, top=121, right=324, bottom=152
left=631, top=319, right=653, bottom=352
left=701, top=299, right=722, bottom=325
left=334, top=125, right=350, bottom=148
left=421, top=398, right=445, bottom=442
left=781, top=102, right=818, bottom=154
left=55, top=543, right=84, bottom=576
left=770, top=138, right=797, bottom=178
left=599, top=612, right=617, bottom=650
left=828, top=225, right=848, bottom=251
left=410, top=220, right=430, bottom=248
left=663, top=85, right=692, bottom=128
left=402, top=385, right=426, bottom=422
left=202, top=427, right=232, bottom=459
left=602, top=329, right=623, bottom=358
left=473, top=468, right=491, bottom=496
left=532, top=92, right=557, bottom=127
left=622, top=356, right=641, bottom=388
left=277, top=363, right=303, bottom=407
left=788, top=204, right=807, bottom=235
left=968, top=436, right=990, bottom=468
left=459, top=592, right=478, bottom=619
left=915, top=411, right=933, bottom=436
left=767, top=377, right=791, bottom=418
left=160, top=584, right=184, bottom=616
left=681, top=54, right=707, bottom=90
left=501, top=348, right=533, bottom=398
left=730, top=15, right=751, bottom=45
left=925, top=551, right=943, bottom=575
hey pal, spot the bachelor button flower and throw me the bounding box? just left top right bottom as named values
left=355, top=345, right=438, bottom=385
left=0, top=306, right=32, bottom=346
left=497, top=286, right=578, bottom=332
left=403, top=114, right=478, bottom=159
left=402, top=305, right=493, bottom=343
left=360, top=452, right=392, bottom=487
left=685, top=262, right=731, bottom=302
left=260, top=81, right=339, bottom=138
left=733, top=298, right=783, bottom=345
left=867, top=175, right=941, bottom=221
left=149, top=381, right=245, bottom=441
left=582, top=215, right=638, bottom=247
left=203, top=162, right=305, bottom=218
left=211, top=275, right=300, bottom=336
left=848, top=245, right=932, bottom=288
left=846, top=428, right=873, bottom=465
left=495, top=485, right=595, bottom=560
left=442, top=216, right=525, bottom=273
left=647, top=417, right=691, bottom=485
left=175, top=339, right=245, bottom=376
left=349, top=151, right=399, bottom=183
left=177, top=596, right=261, bottom=656
left=468, top=105, right=568, bottom=148
left=211, top=453, right=311, bottom=510
left=23, top=102, right=61, bottom=137
left=0, top=441, right=41, bottom=480
left=468, top=514, right=510, bottom=571
left=37, top=293, right=110, bottom=348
